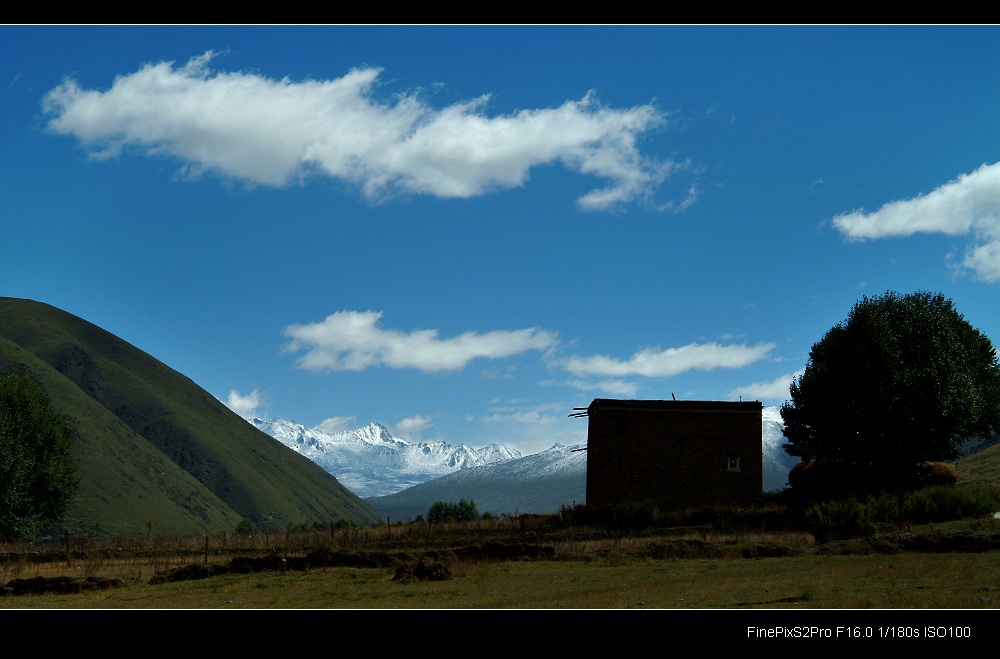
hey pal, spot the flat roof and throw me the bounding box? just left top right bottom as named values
left=588, top=398, right=763, bottom=412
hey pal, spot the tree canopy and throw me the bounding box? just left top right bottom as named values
left=0, top=374, right=78, bottom=540
left=427, top=498, right=479, bottom=523
left=780, top=291, right=1000, bottom=485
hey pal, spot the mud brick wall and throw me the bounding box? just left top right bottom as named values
left=585, top=399, right=763, bottom=511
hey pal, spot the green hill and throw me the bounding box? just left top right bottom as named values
left=0, top=297, right=381, bottom=538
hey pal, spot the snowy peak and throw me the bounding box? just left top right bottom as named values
left=249, top=417, right=521, bottom=498
left=354, top=422, right=402, bottom=446
left=477, top=443, right=522, bottom=463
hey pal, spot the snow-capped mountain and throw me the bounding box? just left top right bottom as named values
left=762, top=406, right=798, bottom=492
left=249, top=417, right=521, bottom=498
left=368, top=410, right=794, bottom=521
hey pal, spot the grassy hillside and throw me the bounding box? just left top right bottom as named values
left=368, top=471, right=586, bottom=522
left=955, top=440, right=1000, bottom=486
left=0, top=297, right=381, bottom=537
left=367, top=450, right=587, bottom=522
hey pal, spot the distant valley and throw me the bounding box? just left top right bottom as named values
left=252, top=406, right=800, bottom=521
left=3, top=296, right=993, bottom=539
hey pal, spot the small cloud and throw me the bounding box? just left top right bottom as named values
left=393, top=415, right=432, bottom=441
left=727, top=370, right=805, bottom=403
left=479, top=365, right=517, bottom=380
left=283, top=310, right=557, bottom=373
left=317, top=415, right=357, bottom=434
left=480, top=401, right=564, bottom=426
left=225, top=389, right=264, bottom=419
left=832, top=162, right=1000, bottom=282
left=477, top=400, right=587, bottom=455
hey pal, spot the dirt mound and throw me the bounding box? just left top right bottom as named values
left=145, top=543, right=555, bottom=586
left=1, top=575, right=132, bottom=596
left=393, top=557, right=452, bottom=582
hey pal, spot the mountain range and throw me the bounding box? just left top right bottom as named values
left=0, top=297, right=381, bottom=537
left=253, top=405, right=801, bottom=521
left=248, top=417, right=521, bottom=498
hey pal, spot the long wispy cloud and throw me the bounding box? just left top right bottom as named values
left=561, top=341, right=776, bottom=378
left=283, top=310, right=558, bottom=373
left=833, top=162, right=1000, bottom=282
left=42, top=51, right=689, bottom=211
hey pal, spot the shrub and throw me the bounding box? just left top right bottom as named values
left=234, top=519, right=259, bottom=536
left=615, top=497, right=659, bottom=531
left=804, top=494, right=898, bottom=542
left=804, top=484, right=999, bottom=542
left=901, top=484, right=998, bottom=523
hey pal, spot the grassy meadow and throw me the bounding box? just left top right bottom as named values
left=3, top=496, right=1000, bottom=610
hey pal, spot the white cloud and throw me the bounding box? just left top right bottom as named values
left=225, top=388, right=263, bottom=419
left=727, top=370, right=804, bottom=403
left=43, top=51, right=687, bottom=211
left=832, top=162, right=1000, bottom=282
left=480, top=410, right=560, bottom=425
left=393, top=415, right=432, bottom=441
left=317, top=415, right=357, bottom=434
left=283, top=310, right=558, bottom=373
left=562, top=341, right=775, bottom=378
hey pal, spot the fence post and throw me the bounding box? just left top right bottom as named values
left=204, top=536, right=209, bottom=566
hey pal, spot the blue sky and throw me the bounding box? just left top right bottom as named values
left=4, top=25, right=1000, bottom=455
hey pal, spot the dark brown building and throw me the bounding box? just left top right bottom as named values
left=583, top=398, right=763, bottom=511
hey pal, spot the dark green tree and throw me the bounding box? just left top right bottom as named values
left=427, top=500, right=454, bottom=523
left=0, top=374, right=78, bottom=539
left=427, top=498, right=480, bottom=523
left=456, top=498, right=479, bottom=521
left=781, top=291, right=1000, bottom=488
left=234, top=519, right=259, bottom=536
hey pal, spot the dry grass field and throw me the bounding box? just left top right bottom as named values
left=3, top=511, right=1000, bottom=613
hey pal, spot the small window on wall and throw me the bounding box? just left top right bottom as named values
left=726, top=455, right=741, bottom=472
